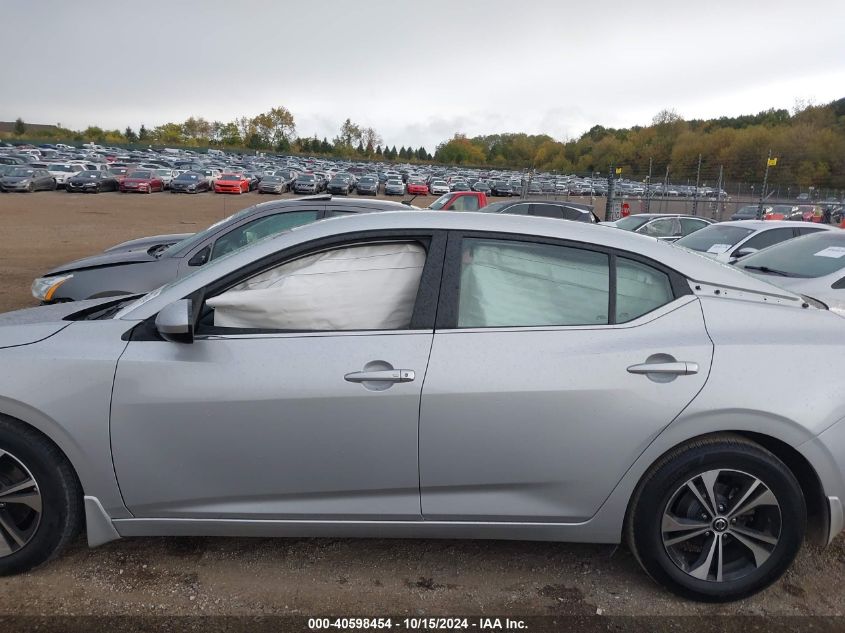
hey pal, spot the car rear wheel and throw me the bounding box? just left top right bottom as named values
left=0, top=418, right=82, bottom=576
left=627, top=435, right=804, bottom=602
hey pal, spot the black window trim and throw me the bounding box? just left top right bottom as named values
left=435, top=230, right=690, bottom=331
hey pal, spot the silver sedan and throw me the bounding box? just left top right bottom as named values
left=1, top=211, right=845, bottom=602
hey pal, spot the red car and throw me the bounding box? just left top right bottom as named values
left=214, top=173, right=250, bottom=194
left=406, top=180, right=429, bottom=196
left=800, top=205, right=824, bottom=223
left=120, top=170, right=164, bottom=193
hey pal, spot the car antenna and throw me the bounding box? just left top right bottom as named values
left=402, top=195, right=417, bottom=207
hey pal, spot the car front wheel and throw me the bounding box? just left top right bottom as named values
left=0, top=417, right=83, bottom=576
left=627, top=435, right=805, bottom=602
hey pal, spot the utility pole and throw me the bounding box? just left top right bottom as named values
left=691, top=154, right=702, bottom=216
left=645, top=157, right=653, bottom=214
left=590, top=170, right=595, bottom=207
left=756, top=149, right=772, bottom=220
left=662, top=166, right=670, bottom=213
left=714, top=164, right=724, bottom=220
left=606, top=164, right=615, bottom=221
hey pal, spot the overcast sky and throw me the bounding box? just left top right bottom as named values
left=2, top=0, right=844, bottom=150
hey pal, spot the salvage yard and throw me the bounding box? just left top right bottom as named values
left=0, top=191, right=844, bottom=617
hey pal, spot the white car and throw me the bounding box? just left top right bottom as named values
left=429, top=180, right=450, bottom=195
left=155, top=169, right=176, bottom=189
left=46, top=163, right=84, bottom=187
left=674, top=220, right=836, bottom=263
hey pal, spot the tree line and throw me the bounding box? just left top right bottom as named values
left=6, top=97, right=845, bottom=188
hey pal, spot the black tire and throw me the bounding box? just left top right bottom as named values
left=0, top=416, right=83, bottom=576
left=627, top=434, right=805, bottom=602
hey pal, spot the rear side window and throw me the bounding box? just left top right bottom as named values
left=530, top=204, right=565, bottom=219
left=452, top=195, right=480, bottom=211
left=211, top=211, right=319, bottom=260
left=458, top=239, right=610, bottom=327
left=638, top=218, right=677, bottom=238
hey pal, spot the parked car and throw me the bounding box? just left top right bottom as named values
left=155, top=169, right=176, bottom=189
left=30, top=197, right=414, bottom=303
left=293, top=174, right=319, bottom=194
left=674, top=220, right=836, bottom=263
left=480, top=200, right=599, bottom=223
left=608, top=214, right=714, bottom=243
left=491, top=181, right=514, bottom=196
left=428, top=191, right=489, bottom=212
left=355, top=176, right=379, bottom=196
left=406, top=179, right=429, bottom=196
left=327, top=176, right=352, bottom=195
left=169, top=171, right=210, bottom=194
left=0, top=167, right=56, bottom=192
left=450, top=181, right=471, bottom=192
left=472, top=181, right=492, bottom=195
left=65, top=171, right=119, bottom=193
left=736, top=230, right=845, bottom=314
left=120, top=170, right=164, bottom=194
left=764, top=205, right=803, bottom=222
left=8, top=211, right=845, bottom=602
left=214, top=173, right=250, bottom=194
left=46, top=163, right=83, bottom=188
left=257, top=175, right=289, bottom=195
left=429, top=180, right=450, bottom=195
left=384, top=179, right=405, bottom=196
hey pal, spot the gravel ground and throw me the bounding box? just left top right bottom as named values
left=0, top=189, right=843, bottom=618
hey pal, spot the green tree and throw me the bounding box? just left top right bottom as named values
left=124, top=126, right=138, bottom=143
left=13, top=118, right=26, bottom=136
left=375, top=144, right=382, bottom=156
left=138, top=124, right=148, bottom=141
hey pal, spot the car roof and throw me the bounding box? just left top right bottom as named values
left=124, top=211, right=803, bottom=321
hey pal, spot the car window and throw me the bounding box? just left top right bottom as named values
left=797, top=227, right=827, bottom=236
left=206, top=241, right=427, bottom=331
left=616, top=258, right=674, bottom=322
left=740, top=227, right=795, bottom=252
left=502, top=203, right=531, bottom=215
left=675, top=225, right=755, bottom=252
left=680, top=218, right=710, bottom=236
left=210, top=211, right=319, bottom=260
left=638, top=218, right=677, bottom=238
left=737, top=233, right=845, bottom=278
left=457, top=238, right=609, bottom=328
left=530, top=204, right=565, bottom=219
left=452, top=195, right=480, bottom=211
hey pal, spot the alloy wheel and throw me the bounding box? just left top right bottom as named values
left=0, top=449, right=42, bottom=557
left=661, top=469, right=781, bottom=583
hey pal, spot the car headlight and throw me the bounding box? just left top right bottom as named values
left=31, top=274, right=73, bottom=302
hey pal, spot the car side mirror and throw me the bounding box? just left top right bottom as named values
left=733, top=247, right=758, bottom=259
left=155, top=299, right=194, bottom=344
left=188, top=246, right=210, bottom=267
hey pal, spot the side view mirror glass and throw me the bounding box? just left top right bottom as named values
left=188, top=245, right=210, bottom=267
left=155, top=299, right=194, bottom=344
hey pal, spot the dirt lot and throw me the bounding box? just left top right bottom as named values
left=0, top=189, right=843, bottom=618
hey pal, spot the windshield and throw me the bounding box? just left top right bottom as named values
left=49, top=165, right=76, bottom=172
left=9, top=169, right=34, bottom=177
left=298, top=174, right=315, bottom=181
left=176, top=173, right=200, bottom=181
left=737, top=232, right=845, bottom=278
left=613, top=216, right=651, bottom=231
left=128, top=171, right=152, bottom=179
left=675, top=225, right=755, bottom=252
left=429, top=193, right=453, bottom=210
left=263, top=176, right=282, bottom=182
left=77, top=172, right=101, bottom=179
left=161, top=208, right=254, bottom=256
left=220, top=174, right=241, bottom=181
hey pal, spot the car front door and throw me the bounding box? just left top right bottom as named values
left=419, top=233, right=713, bottom=522
left=111, top=231, right=445, bottom=519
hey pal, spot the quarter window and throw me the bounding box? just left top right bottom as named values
left=616, top=258, right=674, bottom=322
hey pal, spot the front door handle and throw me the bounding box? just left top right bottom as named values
left=344, top=369, right=416, bottom=384
left=627, top=362, right=699, bottom=376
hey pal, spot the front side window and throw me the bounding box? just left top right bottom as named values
left=638, top=218, right=677, bottom=238
left=530, top=204, right=564, bottom=219
left=206, top=242, right=427, bottom=331
left=452, top=195, right=480, bottom=211
left=740, top=227, right=795, bottom=252
left=210, top=211, right=319, bottom=260
left=458, top=239, right=610, bottom=328
left=680, top=218, right=709, bottom=236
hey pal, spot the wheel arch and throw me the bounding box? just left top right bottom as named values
left=623, top=430, right=828, bottom=546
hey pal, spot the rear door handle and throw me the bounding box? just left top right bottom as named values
left=344, top=369, right=416, bottom=383
left=627, top=362, right=699, bottom=376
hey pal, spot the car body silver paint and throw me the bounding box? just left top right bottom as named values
left=1, top=212, right=845, bottom=547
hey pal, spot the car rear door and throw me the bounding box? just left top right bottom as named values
left=419, top=232, right=713, bottom=522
